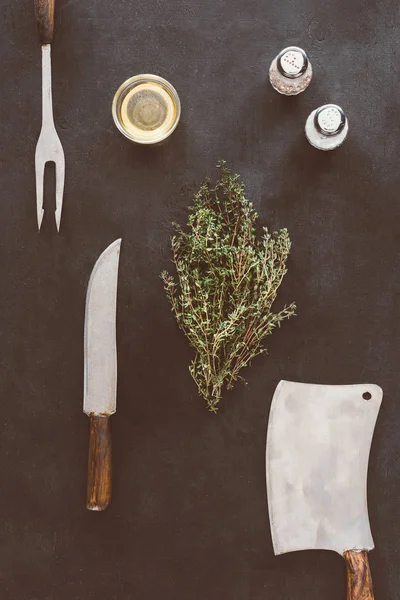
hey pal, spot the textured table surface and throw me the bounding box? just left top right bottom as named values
left=0, top=0, right=399, bottom=598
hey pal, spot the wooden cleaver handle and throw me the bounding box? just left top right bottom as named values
left=34, top=0, right=55, bottom=45
left=86, top=415, right=112, bottom=511
left=343, top=550, right=374, bottom=600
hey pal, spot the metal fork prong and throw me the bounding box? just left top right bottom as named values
left=55, top=153, right=65, bottom=232
left=35, top=153, right=45, bottom=231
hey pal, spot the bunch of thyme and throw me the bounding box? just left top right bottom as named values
left=162, top=163, right=296, bottom=412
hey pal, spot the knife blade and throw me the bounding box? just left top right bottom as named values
left=84, top=239, right=122, bottom=511
left=266, top=380, right=382, bottom=600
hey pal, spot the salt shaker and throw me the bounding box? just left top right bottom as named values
left=305, top=104, right=348, bottom=150
left=269, top=47, right=312, bottom=96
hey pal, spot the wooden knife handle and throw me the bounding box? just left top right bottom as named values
left=86, top=415, right=112, bottom=511
left=343, top=550, right=374, bottom=600
left=34, top=0, right=55, bottom=45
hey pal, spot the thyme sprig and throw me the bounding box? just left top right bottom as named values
left=162, top=163, right=296, bottom=412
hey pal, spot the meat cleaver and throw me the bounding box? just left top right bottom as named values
left=266, top=381, right=383, bottom=599
left=84, top=239, right=122, bottom=511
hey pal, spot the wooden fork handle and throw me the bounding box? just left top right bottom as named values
left=86, top=415, right=112, bottom=511
left=343, top=550, right=374, bottom=600
left=34, top=0, right=55, bottom=45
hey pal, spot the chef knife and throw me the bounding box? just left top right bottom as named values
left=266, top=381, right=383, bottom=599
left=84, top=239, right=122, bottom=511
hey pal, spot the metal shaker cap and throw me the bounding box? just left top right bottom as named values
left=269, top=46, right=312, bottom=96
left=314, top=104, right=346, bottom=136
left=277, top=47, right=308, bottom=78
left=305, top=104, right=348, bottom=150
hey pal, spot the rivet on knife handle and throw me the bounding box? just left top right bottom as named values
left=86, top=415, right=112, bottom=511
left=34, top=0, right=55, bottom=45
left=344, top=550, right=374, bottom=600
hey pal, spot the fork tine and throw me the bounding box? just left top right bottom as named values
left=35, top=152, right=45, bottom=231
left=55, top=153, right=65, bottom=232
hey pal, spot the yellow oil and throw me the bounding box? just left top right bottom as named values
left=119, top=81, right=177, bottom=143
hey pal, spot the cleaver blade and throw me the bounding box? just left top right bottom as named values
left=266, top=381, right=382, bottom=599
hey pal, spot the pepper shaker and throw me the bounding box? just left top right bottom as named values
left=305, top=104, right=348, bottom=150
left=269, top=47, right=312, bottom=96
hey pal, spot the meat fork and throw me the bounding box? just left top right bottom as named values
left=34, top=0, right=65, bottom=231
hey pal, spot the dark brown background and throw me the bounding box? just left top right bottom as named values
left=0, top=0, right=399, bottom=598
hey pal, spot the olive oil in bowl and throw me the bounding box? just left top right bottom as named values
left=112, top=75, right=181, bottom=144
